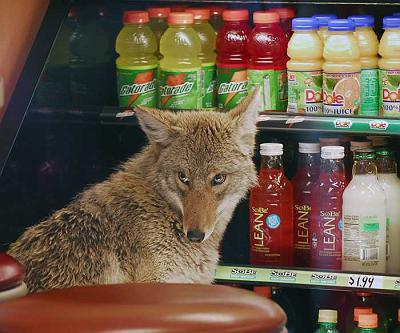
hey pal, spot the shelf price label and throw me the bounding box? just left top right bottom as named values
left=347, top=274, right=383, bottom=289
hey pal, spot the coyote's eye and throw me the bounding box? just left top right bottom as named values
left=178, top=172, right=190, bottom=185
left=212, top=174, right=226, bottom=186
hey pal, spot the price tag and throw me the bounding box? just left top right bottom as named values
left=347, top=274, right=383, bottom=289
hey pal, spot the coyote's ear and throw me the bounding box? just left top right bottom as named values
left=229, top=87, right=261, bottom=155
left=134, top=106, right=182, bottom=146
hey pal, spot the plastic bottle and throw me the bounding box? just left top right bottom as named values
left=147, top=7, right=170, bottom=58
left=310, top=146, right=347, bottom=270
left=186, top=8, right=217, bottom=109
left=216, top=9, right=251, bottom=110
left=287, top=17, right=323, bottom=114
left=247, top=12, right=288, bottom=112
left=315, top=310, right=340, bottom=333
left=249, top=143, right=294, bottom=266
left=346, top=307, right=373, bottom=333
left=376, top=149, right=400, bottom=274
left=349, top=140, right=373, bottom=176
left=358, top=314, right=380, bottom=333
left=269, top=7, right=296, bottom=39
left=323, top=19, right=361, bottom=116
left=348, top=15, right=379, bottom=117
left=159, top=12, right=202, bottom=109
left=207, top=6, right=225, bottom=33
left=378, top=17, right=400, bottom=117
left=292, top=142, right=320, bottom=267
left=312, top=14, right=338, bottom=44
left=115, top=11, right=157, bottom=108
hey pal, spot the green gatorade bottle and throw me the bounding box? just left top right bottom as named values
left=315, top=310, right=340, bottom=333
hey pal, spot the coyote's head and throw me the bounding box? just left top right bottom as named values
left=135, top=90, right=260, bottom=243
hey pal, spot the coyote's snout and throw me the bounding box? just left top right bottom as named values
left=9, top=89, right=261, bottom=292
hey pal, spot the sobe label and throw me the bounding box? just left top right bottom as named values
left=294, top=204, right=311, bottom=252
left=379, top=69, right=400, bottom=117
left=217, top=65, right=248, bottom=110
left=158, top=68, right=202, bottom=109
left=248, top=69, right=288, bottom=112
left=288, top=70, right=323, bottom=113
left=323, top=72, right=360, bottom=115
left=360, top=68, right=379, bottom=116
left=202, top=63, right=217, bottom=109
left=117, top=65, right=157, bottom=107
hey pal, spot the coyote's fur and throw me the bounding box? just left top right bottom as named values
left=8, top=91, right=261, bottom=292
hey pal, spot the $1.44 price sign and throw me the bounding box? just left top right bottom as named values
left=347, top=274, right=383, bottom=289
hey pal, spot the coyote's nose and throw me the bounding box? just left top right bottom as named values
left=187, top=230, right=205, bottom=242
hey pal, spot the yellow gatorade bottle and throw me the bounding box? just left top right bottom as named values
left=379, top=16, right=400, bottom=117
left=312, top=14, right=337, bottom=44
left=349, top=15, right=379, bottom=116
left=287, top=17, right=323, bottom=113
left=323, top=19, right=361, bottom=116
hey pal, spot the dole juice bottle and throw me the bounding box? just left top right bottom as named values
left=147, top=7, right=170, bottom=58
left=312, top=14, right=338, bottom=44
left=159, top=12, right=202, bottom=109
left=323, top=19, right=361, bottom=116
left=186, top=8, right=217, bottom=109
left=249, top=143, right=294, bottom=266
left=378, top=16, right=400, bottom=117
left=287, top=17, right=323, bottom=114
left=349, top=15, right=379, bottom=117
left=216, top=9, right=250, bottom=110
left=116, top=11, right=158, bottom=107
left=292, top=142, right=320, bottom=267
left=310, top=146, right=347, bottom=270
left=269, top=7, right=296, bottom=39
left=248, top=12, right=288, bottom=112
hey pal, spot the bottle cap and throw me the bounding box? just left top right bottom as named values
left=348, top=15, right=374, bottom=27
left=123, top=11, right=149, bottom=24
left=328, top=19, right=356, bottom=32
left=260, top=143, right=284, bottom=156
left=366, top=136, right=389, bottom=148
left=206, top=5, right=226, bottom=15
left=222, top=9, right=249, bottom=21
left=253, top=12, right=280, bottom=24
left=292, top=17, right=319, bottom=30
left=299, top=142, right=320, bottom=154
left=359, top=314, right=378, bottom=329
left=253, top=286, right=272, bottom=298
left=185, top=8, right=210, bottom=20
left=312, top=14, right=338, bottom=27
left=383, top=16, right=400, bottom=28
left=321, top=146, right=344, bottom=159
left=269, top=7, right=295, bottom=19
left=350, top=140, right=372, bottom=152
left=354, top=307, right=374, bottom=322
left=318, top=310, right=338, bottom=323
left=319, top=137, right=341, bottom=146
left=168, top=12, right=194, bottom=25
left=147, top=7, right=170, bottom=18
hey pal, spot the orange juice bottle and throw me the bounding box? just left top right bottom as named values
left=312, top=14, right=338, bottom=44
left=378, top=16, right=400, bottom=117
left=323, top=19, right=361, bottom=115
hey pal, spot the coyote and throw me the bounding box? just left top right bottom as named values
left=8, top=91, right=261, bottom=292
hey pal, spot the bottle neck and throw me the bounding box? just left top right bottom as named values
left=319, top=322, right=337, bottom=329
left=260, top=155, right=283, bottom=171
left=320, top=158, right=345, bottom=175
left=353, top=159, right=377, bottom=176
left=376, top=156, right=397, bottom=174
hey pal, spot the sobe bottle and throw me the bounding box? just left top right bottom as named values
left=315, top=310, right=340, bottom=333
left=312, top=14, right=338, bottom=44
left=159, top=12, right=202, bottom=109
left=248, top=12, right=288, bottom=112
left=116, top=11, right=158, bottom=107
left=310, top=146, right=347, bottom=270
left=378, top=17, right=400, bottom=117
left=147, top=7, right=170, bottom=58
left=249, top=143, right=294, bottom=266
left=287, top=17, right=323, bottom=114
left=186, top=8, right=217, bottom=109
left=216, top=9, right=250, bottom=110
left=349, top=15, right=379, bottom=117
left=323, top=19, right=361, bottom=116
left=292, top=142, right=320, bottom=267
left=342, top=150, right=386, bottom=273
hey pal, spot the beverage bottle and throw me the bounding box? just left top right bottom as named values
left=358, top=314, right=380, bottom=333
left=346, top=307, right=373, bottom=333
left=269, top=7, right=296, bottom=39
left=186, top=8, right=217, bottom=109
left=310, top=146, right=347, bottom=270
left=247, top=12, right=288, bottom=112
left=349, top=140, right=373, bottom=177
left=207, top=6, right=225, bottom=33
left=378, top=17, right=400, bottom=117
left=216, top=9, right=250, bottom=110
left=376, top=149, right=400, bottom=273
left=249, top=143, right=294, bottom=266
left=116, top=11, right=158, bottom=108
left=159, top=12, right=202, bottom=109
left=315, top=310, right=340, bottom=333
left=292, top=142, right=320, bottom=267
left=323, top=19, right=361, bottom=116
left=312, top=14, right=338, bottom=44
left=147, top=7, right=170, bottom=58
left=287, top=17, right=323, bottom=114
left=348, top=15, right=379, bottom=117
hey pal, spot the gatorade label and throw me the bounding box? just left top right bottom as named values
left=380, top=69, right=400, bottom=117
left=359, top=68, right=379, bottom=116
left=158, top=68, right=202, bottom=109
left=323, top=72, right=360, bottom=115
left=117, top=65, right=157, bottom=107
left=288, top=70, right=323, bottom=114
left=248, top=69, right=288, bottom=112
left=202, top=63, right=217, bottom=109
left=217, top=65, right=248, bottom=110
